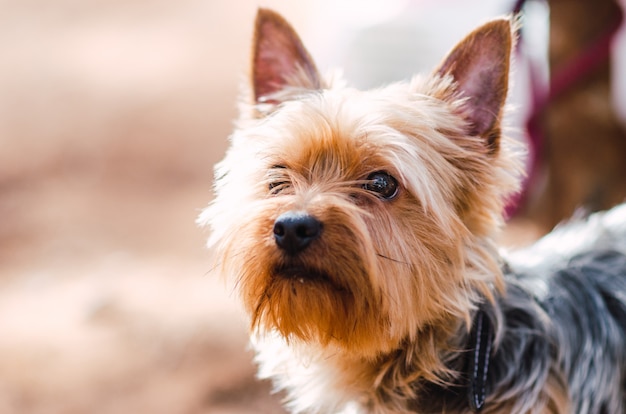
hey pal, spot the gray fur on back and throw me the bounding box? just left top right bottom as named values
left=493, top=203, right=626, bottom=413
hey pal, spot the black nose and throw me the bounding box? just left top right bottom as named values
left=273, top=211, right=322, bottom=255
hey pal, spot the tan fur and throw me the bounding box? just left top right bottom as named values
left=199, top=9, right=528, bottom=413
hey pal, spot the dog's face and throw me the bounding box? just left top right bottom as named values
left=200, top=9, right=521, bottom=358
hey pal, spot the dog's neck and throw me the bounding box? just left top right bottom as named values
left=318, top=304, right=497, bottom=412
left=466, top=307, right=494, bottom=412
left=253, top=293, right=501, bottom=413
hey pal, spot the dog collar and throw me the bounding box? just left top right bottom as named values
left=467, top=308, right=493, bottom=412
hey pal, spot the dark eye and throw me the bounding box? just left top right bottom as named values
left=363, top=171, right=399, bottom=199
left=268, top=165, right=289, bottom=194
left=269, top=180, right=289, bottom=194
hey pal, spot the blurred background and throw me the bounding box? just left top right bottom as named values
left=0, top=0, right=624, bottom=413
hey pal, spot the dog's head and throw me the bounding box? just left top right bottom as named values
left=200, top=9, right=522, bottom=359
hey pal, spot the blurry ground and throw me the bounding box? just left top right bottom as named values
left=0, top=1, right=305, bottom=412
left=0, top=0, right=567, bottom=413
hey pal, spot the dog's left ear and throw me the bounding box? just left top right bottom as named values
left=435, top=17, right=515, bottom=152
left=251, top=8, right=321, bottom=105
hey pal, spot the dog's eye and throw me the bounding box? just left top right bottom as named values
left=363, top=171, right=399, bottom=199
left=269, top=180, right=289, bottom=194
left=268, top=165, right=289, bottom=194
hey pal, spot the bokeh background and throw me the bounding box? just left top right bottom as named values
left=1, top=0, right=624, bottom=413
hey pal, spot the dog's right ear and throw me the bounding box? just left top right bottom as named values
left=434, top=17, right=515, bottom=154
left=251, top=8, right=321, bottom=105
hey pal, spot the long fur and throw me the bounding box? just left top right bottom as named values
left=199, top=9, right=626, bottom=414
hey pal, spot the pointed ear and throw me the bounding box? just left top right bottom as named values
left=252, top=8, right=321, bottom=104
left=435, top=17, right=515, bottom=152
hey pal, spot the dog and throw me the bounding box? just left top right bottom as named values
left=198, top=8, right=626, bottom=413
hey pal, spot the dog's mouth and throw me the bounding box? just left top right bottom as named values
left=273, top=265, right=333, bottom=284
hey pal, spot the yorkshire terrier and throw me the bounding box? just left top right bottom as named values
left=198, top=8, right=626, bottom=413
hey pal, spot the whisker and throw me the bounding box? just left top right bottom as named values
left=376, top=253, right=413, bottom=266
left=202, top=249, right=247, bottom=277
